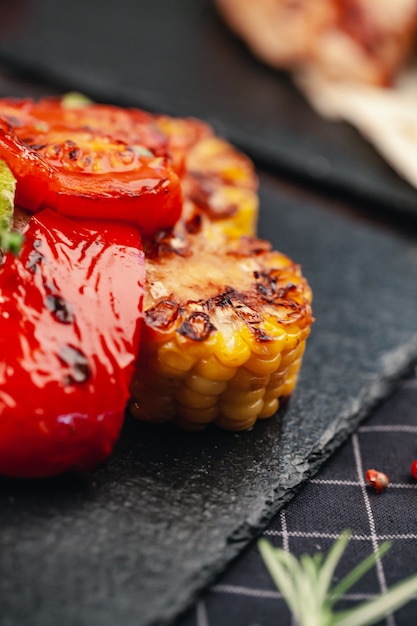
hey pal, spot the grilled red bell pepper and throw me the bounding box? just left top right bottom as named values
left=0, top=208, right=145, bottom=478
left=0, top=97, right=182, bottom=235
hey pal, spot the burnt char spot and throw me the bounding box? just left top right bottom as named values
left=145, top=300, right=180, bottom=331
left=211, top=288, right=233, bottom=309
left=253, top=327, right=275, bottom=343
left=59, top=345, right=90, bottom=384
left=177, top=312, right=216, bottom=342
left=255, top=270, right=299, bottom=303
left=26, top=143, right=48, bottom=152
left=68, top=148, right=80, bottom=161
left=184, top=212, right=202, bottom=235
left=45, top=294, right=74, bottom=324
left=144, top=230, right=192, bottom=259
left=26, top=239, right=44, bottom=273
left=230, top=297, right=262, bottom=324
left=187, top=173, right=238, bottom=218
left=5, top=115, right=23, bottom=128
left=229, top=237, right=272, bottom=257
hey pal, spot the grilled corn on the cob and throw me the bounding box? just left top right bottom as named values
left=129, top=117, right=313, bottom=431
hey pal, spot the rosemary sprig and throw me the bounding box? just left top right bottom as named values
left=258, top=530, right=417, bottom=626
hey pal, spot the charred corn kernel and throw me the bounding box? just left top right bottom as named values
left=186, top=137, right=257, bottom=189
left=185, top=373, right=227, bottom=396
left=131, top=119, right=313, bottom=431
left=175, top=327, right=217, bottom=360
left=240, top=320, right=287, bottom=357
left=202, top=187, right=258, bottom=241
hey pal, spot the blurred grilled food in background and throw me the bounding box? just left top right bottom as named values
left=215, top=0, right=417, bottom=86
left=129, top=118, right=313, bottom=431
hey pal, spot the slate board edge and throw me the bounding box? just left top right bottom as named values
left=149, top=335, right=417, bottom=626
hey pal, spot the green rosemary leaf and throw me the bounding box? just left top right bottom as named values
left=327, top=541, right=391, bottom=608
left=258, top=532, right=417, bottom=626
left=317, top=531, right=351, bottom=603
left=258, top=540, right=299, bottom=616
left=333, top=573, right=417, bottom=626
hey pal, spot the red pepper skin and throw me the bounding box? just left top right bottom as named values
left=0, top=209, right=145, bottom=478
left=0, top=98, right=183, bottom=235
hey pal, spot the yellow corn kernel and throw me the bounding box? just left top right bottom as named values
left=194, top=355, right=237, bottom=381
left=282, top=328, right=303, bottom=353
left=214, top=322, right=251, bottom=367
left=185, top=373, right=227, bottom=396
left=258, top=397, right=279, bottom=419
left=175, top=384, right=218, bottom=409
left=244, top=351, right=282, bottom=375
left=158, top=340, right=196, bottom=373
left=280, top=341, right=306, bottom=370
left=219, top=396, right=264, bottom=422
left=177, top=404, right=219, bottom=425
left=277, top=376, right=298, bottom=397
left=221, top=386, right=265, bottom=406
left=228, top=368, right=270, bottom=391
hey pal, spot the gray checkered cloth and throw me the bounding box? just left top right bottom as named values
left=179, top=367, right=417, bottom=626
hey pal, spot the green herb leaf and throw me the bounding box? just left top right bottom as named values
left=0, top=224, right=24, bottom=256
left=61, top=91, right=93, bottom=109
left=259, top=531, right=417, bottom=626
left=0, top=160, right=23, bottom=257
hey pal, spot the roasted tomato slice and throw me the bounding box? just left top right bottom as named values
left=0, top=208, right=145, bottom=478
left=0, top=97, right=182, bottom=235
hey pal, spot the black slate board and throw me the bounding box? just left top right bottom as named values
left=1, top=174, right=417, bottom=626
left=0, top=0, right=417, bottom=221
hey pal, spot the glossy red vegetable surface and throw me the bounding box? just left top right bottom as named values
left=0, top=208, right=145, bottom=477
left=0, top=97, right=183, bottom=235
